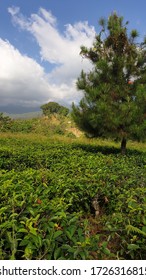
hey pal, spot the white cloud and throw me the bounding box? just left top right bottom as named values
left=1, top=7, right=96, bottom=111
left=0, top=39, right=51, bottom=107
left=8, top=7, right=95, bottom=66
left=0, top=39, right=83, bottom=109
left=8, top=6, right=20, bottom=16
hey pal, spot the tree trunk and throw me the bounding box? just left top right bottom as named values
left=121, top=137, right=126, bottom=155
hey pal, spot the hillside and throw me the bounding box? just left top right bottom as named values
left=0, top=113, right=83, bottom=138
left=0, top=113, right=146, bottom=260
left=0, top=132, right=146, bottom=260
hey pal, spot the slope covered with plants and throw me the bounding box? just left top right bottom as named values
left=0, top=133, right=146, bottom=259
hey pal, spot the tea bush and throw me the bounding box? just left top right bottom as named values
left=0, top=134, right=146, bottom=259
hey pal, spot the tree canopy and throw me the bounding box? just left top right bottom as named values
left=41, top=102, right=69, bottom=117
left=72, top=12, right=146, bottom=153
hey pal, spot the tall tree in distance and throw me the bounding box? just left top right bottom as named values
left=72, top=12, right=146, bottom=154
left=41, top=102, right=69, bottom=117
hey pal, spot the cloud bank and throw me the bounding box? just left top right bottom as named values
left=0, top=7, right=96, bottom=112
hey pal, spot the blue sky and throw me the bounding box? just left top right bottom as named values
left=1, top=0, right=146, bottom=113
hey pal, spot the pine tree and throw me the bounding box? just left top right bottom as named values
left=72, top=12, right=146, bottom=154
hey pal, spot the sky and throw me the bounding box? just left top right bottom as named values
left=1, top=0, right=146, bottom=113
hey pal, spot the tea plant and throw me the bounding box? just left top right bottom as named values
left=0, top=134, right=146, bottom=259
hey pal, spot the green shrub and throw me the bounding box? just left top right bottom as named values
left=0, top=135, right=146, bottom=259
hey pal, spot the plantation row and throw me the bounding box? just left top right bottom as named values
left=0, top=134, right=146, bottom=259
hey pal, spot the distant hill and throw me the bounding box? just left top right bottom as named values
left=0, top=105, right=41, bottom=114
left=3, top=111, right=42, bottom=119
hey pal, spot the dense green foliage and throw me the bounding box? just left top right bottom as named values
left=0, top=134, right=146, bottom=259
left=0, top=113, right=12, bottom=132
left=41, top=102, right=69, bottom=117
left=72, top=13, right=146, bottom=153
